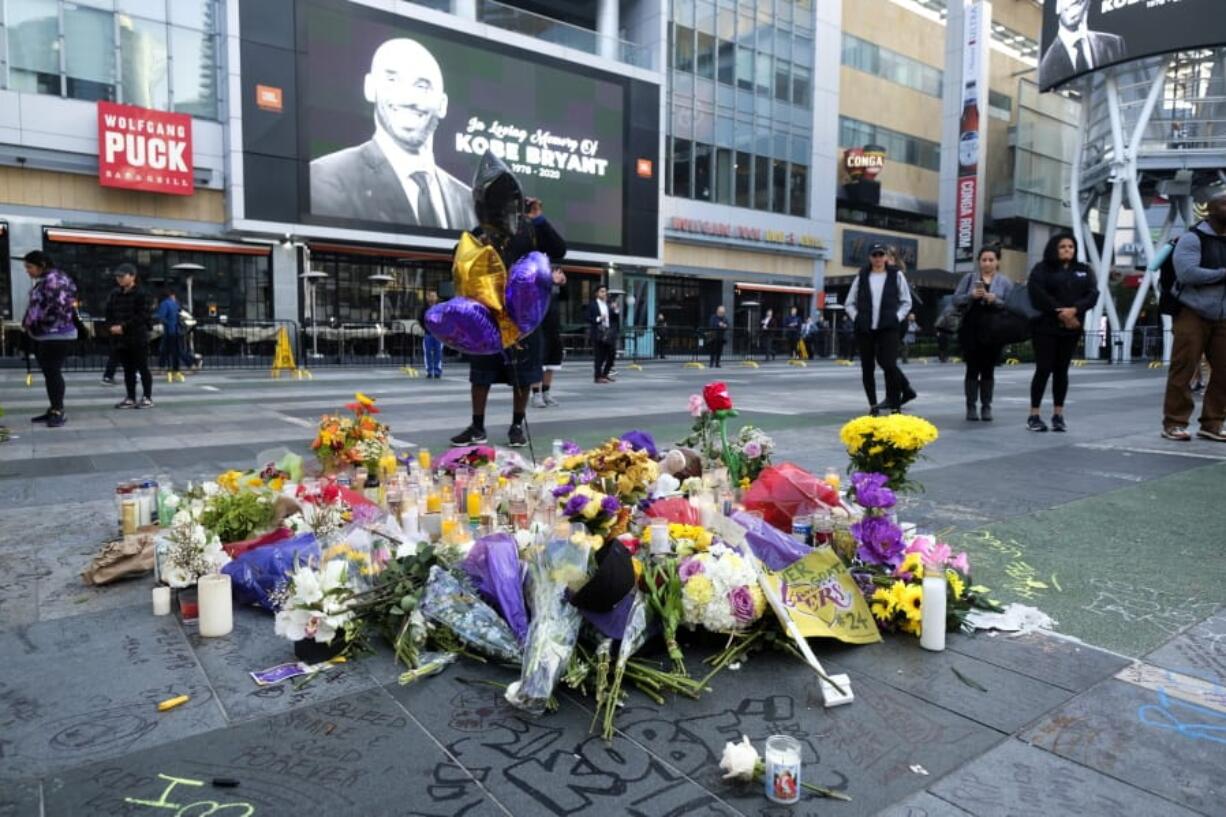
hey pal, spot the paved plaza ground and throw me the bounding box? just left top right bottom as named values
left=0, top=358, right=1222, bottom=816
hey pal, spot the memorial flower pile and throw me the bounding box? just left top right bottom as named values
left=678, top=382, right=775, bottom=484
left=839, top=414, right=938, bottom=491
left=311, top=392, right=392, bottom=473
left=285, top=479, right=351, bottom=539
left=274, top=559, right=359, bottom=645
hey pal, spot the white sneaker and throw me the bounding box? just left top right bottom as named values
left=543, top=393, right=559, bottom=407
left=530, top=393, right=547, bottom=409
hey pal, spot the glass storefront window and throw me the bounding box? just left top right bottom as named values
left=735, top=149, right=751, bottom=207
left=672, top=137, right=692, bottom=198
left=8, top=0, right=61, bottom=95
left=675, top=24, right=695, bottom=72
left=791, top=64, right=810, bottom=108
left=693, top=142, right=712, bottom=200
left=118, top=0, right=165, bottom=21
left=754, top=155, right=769, bottom=210
left=789, top=163, right=807, bottom=217
left=170, top=24, right=217, bottom=118
left=771, top=158, right=787, bottom=213
left=717, top=39, right=734, bottom=85
left=0, top=227, right=10, bottom=320
left=48, top=241, right=273, bottom=323
left=64, top=4, right=115, bottom=101
left=715, top=148, right=733, bottom=204
left=120, top=13, right=169, bottom=110
left=695, top=30, right=715, bottom=79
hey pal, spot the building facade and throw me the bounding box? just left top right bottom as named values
left=1, top=0, right=1078, bottom=364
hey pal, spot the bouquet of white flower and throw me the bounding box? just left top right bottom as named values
left=274, top=559, right=357, bottom=645
left=159, top=503, right=230, bottom=588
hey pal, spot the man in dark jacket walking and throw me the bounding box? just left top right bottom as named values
left=104, top=263, right=153, bottom=409
left=708, top=305, right=728, bottom=368
left=588, top=284, right=616, bottom=383
left=844, top=243, right=916, bottom=413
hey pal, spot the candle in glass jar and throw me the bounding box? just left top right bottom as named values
left=426, top=490, right=442, bottom=514
left=466, top=488, right=482, bottom=521
left=764, top=735, right=802, bottom=804
left=417, top=448, right=431, bottom=471
left=152, top=586, right=171, bottom=616
left=197, top=573, right=234, bottom=638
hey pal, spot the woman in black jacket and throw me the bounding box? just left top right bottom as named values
left=1026, top=233, right=1099, bottom=432
left=104, top=263, right=154, bottom=409
left=953, top=246, right=1013, bottom=421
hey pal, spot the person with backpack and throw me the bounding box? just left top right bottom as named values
left=1026, top=233, right=1099, bottom=432
left=21, top=251, right=78, bottom=428
left=104, top=263, right=154, bottom=409
left=1161, top=192, right=1226, bottom=441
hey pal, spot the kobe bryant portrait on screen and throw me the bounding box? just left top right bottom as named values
left=1039, top=0, right=1126, bottom=89
left=310, top=37, right=476, bottom=229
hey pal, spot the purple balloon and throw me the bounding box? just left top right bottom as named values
left=505, top=251, right=553, bottom=335
left=425, top=297, right=503, bottom=355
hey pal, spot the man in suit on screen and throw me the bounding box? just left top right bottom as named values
left=311, top=37, right=474, bottom=228
left=1039, top=0, right=1126, bottom=89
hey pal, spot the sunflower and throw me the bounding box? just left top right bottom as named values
left=945, top=569, right=966, bottom=599
left=900, top=583, right=924, bottom=623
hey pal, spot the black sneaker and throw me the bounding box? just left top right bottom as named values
left=138, top=397, right=154, bottom=409
left=100, top=377, right=116, bottom=386
left=46, top=411, right=67, bottom=428
left=900, top=387, right=918, bottom=407
left=115, top=398, right=138, bottom=410
left=31, top=411, right=51, bottom=423
left=1027, top=415, right=1048, bottom=433
left=507, top=424, right=528, bottom=448
left=450, top=425, right=488, bottom=445
left=1051, top=414, right=1067, bottom=433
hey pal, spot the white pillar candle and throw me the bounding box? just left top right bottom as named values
left=401, top=505, right=420, bottom=538
left=152, top=586, right=171, bottom=616
left=649, top=520, right=672, bottom=556
left=197, top=573, right=234, bottom=638
left=920, top=574, right=947, bottom=652
left=421, top=512, right=442, bottom=542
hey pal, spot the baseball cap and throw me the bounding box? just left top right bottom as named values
left=114, top=263, right=138, bottom=277
left=868, top=243, right=888, bottom=254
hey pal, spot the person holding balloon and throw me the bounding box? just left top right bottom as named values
left=425, top=151, right=567, bottom=448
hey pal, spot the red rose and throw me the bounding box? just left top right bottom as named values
left=703, top=381, right=734, bottom=412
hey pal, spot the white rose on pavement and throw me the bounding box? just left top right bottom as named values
left=719, top=735, right=761, bottom=781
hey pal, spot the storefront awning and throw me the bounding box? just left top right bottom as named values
left=308, top=241, right=450, bottom=261
left=734, top=281, right=815, bottom=295
left=46, top=228, right=271, bottom=256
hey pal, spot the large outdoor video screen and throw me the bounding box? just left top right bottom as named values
left=1040, top=0, right=1226, bottom=91
left=298, top=0, right=628, bottom=248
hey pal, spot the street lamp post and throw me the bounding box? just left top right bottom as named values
left=171, top=262, right=205, bottom=361
left=369, top=273, right=393, bottom=359
left=300, top=269, right=328, bottom=359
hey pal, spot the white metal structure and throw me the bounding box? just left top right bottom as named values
left=1067, top=49, right=1226, bottom=362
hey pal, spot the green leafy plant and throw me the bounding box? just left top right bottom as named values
left=200, top=491, right=276, bottom=543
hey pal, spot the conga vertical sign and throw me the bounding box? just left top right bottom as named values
left=97, top=101, right=194, bottom=196
left=954, top=0, right=986, bottom=267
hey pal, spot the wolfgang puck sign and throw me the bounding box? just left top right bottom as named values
left=97, top=101, right=194, bottom=195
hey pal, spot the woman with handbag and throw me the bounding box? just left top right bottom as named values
left=1026, top=233, right=1099, bottom=432
left=953, top=246, right=1013, bottom=421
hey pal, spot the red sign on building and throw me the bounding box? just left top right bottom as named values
left=97, top=101, right=194, bottom=196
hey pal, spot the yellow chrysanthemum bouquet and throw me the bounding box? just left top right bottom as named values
left=839, top=414, right=939, bottom=491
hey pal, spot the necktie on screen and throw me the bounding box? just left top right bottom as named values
left=1074, top=40, right=1089, bottom=72
left=411, top=170, right=442, bottom=228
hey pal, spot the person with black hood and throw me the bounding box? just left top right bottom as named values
left=1026, top=232, right=1098, bottom=432
left=953, top=246, right=1013, bottom=421
left=449, top=151, right=566, bottom=448
left=844, top=242, right=917, bottom=414
left=104, top=263, right=154, bottom=409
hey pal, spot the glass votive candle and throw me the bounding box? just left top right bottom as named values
left=764, top=735, right=802, bottom=804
